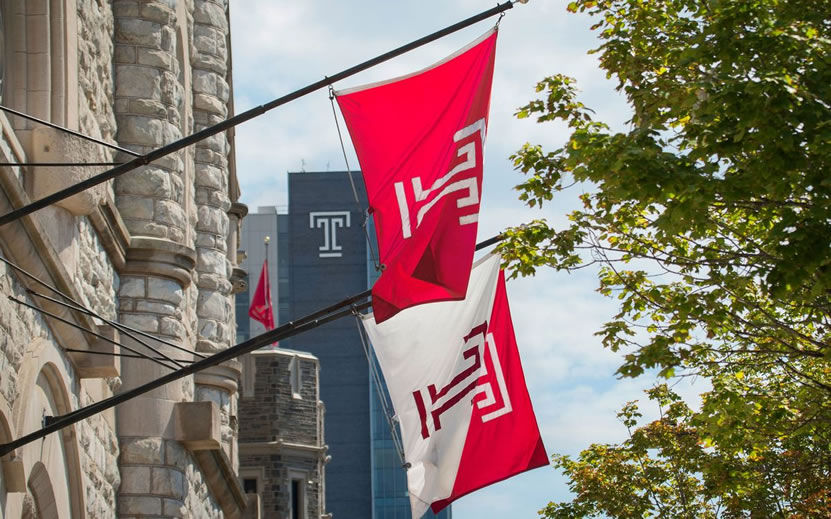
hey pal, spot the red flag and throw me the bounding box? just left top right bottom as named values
left=336, top=28, right=498, bottom=323
left=248, top=259, right=274, bottom=331
left=362, top=255, right=548, bottom=518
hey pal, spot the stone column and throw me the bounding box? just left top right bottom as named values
left=112, top=1, right=197, bottom=517
left=190, top=0, right=241, bottom=471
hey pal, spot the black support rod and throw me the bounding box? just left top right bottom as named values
left=0, top=105, right=141, bottom=157
left=0, top=300, right=371, bottom=456
left=0, top=1, right=515, bottom=227
left=0, top=236, right=503, bottom=455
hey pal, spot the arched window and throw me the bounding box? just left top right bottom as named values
left=12, top=340, right=86, bottom=519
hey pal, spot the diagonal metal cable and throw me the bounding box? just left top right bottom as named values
left=63, top=348, right=195, bottom=364
left=354, top=312, right=407, bottom=466
left=8, top=295, right=180, bottom=371
left=0, top=105, right=141, bottom=157
left=27, top=289, right=205, bottom=361
left=26, top=291, right=186, bottom=369
left=0, top=253, right=204, bottom=363
left=328, top=86, right=381, bottom=270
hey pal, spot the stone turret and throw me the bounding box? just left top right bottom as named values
left=111, top=1, right=245, bottom=517
left=0, top=1, right=246, bottom=516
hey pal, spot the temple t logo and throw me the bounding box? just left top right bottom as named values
left=309, top=211, right=351, bottom=258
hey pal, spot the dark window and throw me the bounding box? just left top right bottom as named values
left=291, top=479, right=301, bottom=519
left=243, top=478, right=257, bottom=494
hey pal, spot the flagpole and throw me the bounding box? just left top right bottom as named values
left=0, top=1, right=517, bottom=227
left=264, top=235, right=274, bottom=338
left=0, top=235, right=503, bottom=455
left=264, top=236, right=270, bottom=290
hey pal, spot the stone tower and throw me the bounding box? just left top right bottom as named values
left=0, top=0, right=247, bottom=517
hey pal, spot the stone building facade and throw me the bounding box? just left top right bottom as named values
left=239, top=349, right=328, bottom=519
left=0, top=0, right=247, bottom=517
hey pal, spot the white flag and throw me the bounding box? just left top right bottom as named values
left=362, top=254, right=547, bottom=518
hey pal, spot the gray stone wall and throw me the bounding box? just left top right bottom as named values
left=77, top=0, right=117, bottom=161
left=0, top=1, right=122, bottom=516
left=1, top=0, right=245, bottom=516
left=111, top=1, right=243, bottom=517
left=0, top=263, right=52, bottom=402
left=239, top=350, right=327, bottom=518
left=118, top=437, right=229, bottom=518
left=242, top=452, right=322, bottom=519
left=0, top=204, right=121, bottom=519
left=76, top=403, right=121, bottom=518
left=191, top=0, right=239, bottom=467
left=113, top=0, right=189, bottom=244
left=241, top=355, right=320, bottom=444
left=0, top=258, right=121, bottom=519
left=78, top=216, right=119, bottom=322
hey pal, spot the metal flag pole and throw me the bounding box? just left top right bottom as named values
left=0, top=235, right=503, bottom=455
left=0, top=1, right=520, bottom=227
left=264, top=235, right=275, bottom=339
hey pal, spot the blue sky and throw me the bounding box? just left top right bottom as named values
left=229, top=1, right=708, bottom=517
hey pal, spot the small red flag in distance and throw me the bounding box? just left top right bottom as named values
left=248, top=259, right=275, bottom=331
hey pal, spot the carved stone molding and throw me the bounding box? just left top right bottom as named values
left=175, top=401, right=247, bottom=518
left=194, top=359, right=242, bottom=395
left=123, top=236, right=196, bottom=287
left=226, top=202, right=248, bottom=268
left=175, top=400, right=221, bottom=451
left=192, top=448, right=248, bottom=519
left=230, top=267, right=247, bottom=294
left=1, top=454, right=25, bottom=493
left=67, top=324, right=120, bottom=379
left=88, top=199, right=130, bottom=271
left=227, top=202, right=248, bottom=220
left=30, top=127, right=109, bottom=216
left=0, top=143, right=95, bottom=354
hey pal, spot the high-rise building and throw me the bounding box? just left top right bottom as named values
left=237, top=171, right=450, bottom=518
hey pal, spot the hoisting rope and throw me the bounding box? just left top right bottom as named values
left=328, top=85, right=381, bottom=270
left=353, top=311, right=407, bottom=466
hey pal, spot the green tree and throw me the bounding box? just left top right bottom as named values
left=544, top=386, right=831, bottom=518
left=500, top=0, right=831, bottom=516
